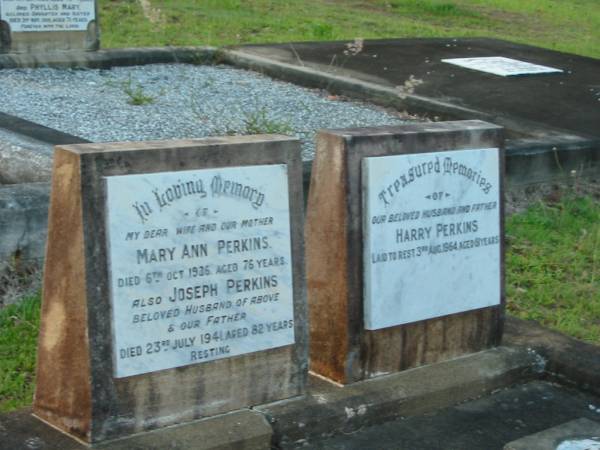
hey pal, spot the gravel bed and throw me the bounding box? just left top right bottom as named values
left=0, top=64, right=414, bottom=160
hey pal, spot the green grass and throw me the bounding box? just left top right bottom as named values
left=506, top=196, right=600, bottom=344
left=0, top=293, right=40, bottom=413
left=98, top=0, right=600, bottom=58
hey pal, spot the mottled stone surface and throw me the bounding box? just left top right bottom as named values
left=34, top=135, right=308, bottom=443
left=306, top=120, right=505, bottom=384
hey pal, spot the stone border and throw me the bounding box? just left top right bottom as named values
left=0, top=112, right=90, bottom=147
left=504, top=316, right=600, bottom=397
left=0, top=46, right=215, bottom=69
left=0, top=346, right=542, bottom=449
left=1, top=320, right=598, bottom=448
left=0, top=182, right=50, bottom=261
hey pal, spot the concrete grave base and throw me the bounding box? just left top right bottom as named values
left=2, top=322, right=600, bottom=449
left=0, top=409, right=272, bottom=450
left=0, top=346, right=540, bottom=449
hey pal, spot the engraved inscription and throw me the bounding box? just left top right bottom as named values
left=0, top=0, right=95, bottom=32
left=106, top=164, right=295, bottom=378
left=362, top=148, right=501, bottom=330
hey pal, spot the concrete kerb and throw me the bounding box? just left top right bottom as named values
left=0, top=346, right=542, bottom=450
left=504, top=316, right=600, bottom=398
left=0, top=408, right=273, bottom=450
left=1, top=323, right=597, bottom=449
left=0, top=182, right=51, bottom=262
left=260, top=346, right=543, bottom=448
left=0, top=117, right=89, bottom=263
left=0, top=46, right=217, bottom=70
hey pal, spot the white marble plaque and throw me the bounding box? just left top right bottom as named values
left=362, top=148, right=501, bottom=330
left=442, top=56, right=562, bottom=76
left=105, top=164, right=295, bottom=378
left=0, top=0, right=95, bottom=32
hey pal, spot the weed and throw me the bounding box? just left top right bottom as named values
left=0, top=258, right=41, bottom=309
left=242, top=108, right=293, bottom=135
left=122, top=76, right=156, bottom=106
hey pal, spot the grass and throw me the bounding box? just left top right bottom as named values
left=98, top=0, right=600, bottom=58
left=0, top=293, right=40, bottom=413
left=506, top=196, right=600, bottom=344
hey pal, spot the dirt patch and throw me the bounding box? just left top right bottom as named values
left=506, top=178, right=600, bottom=215
left=0, top=260, right=41, bottom=308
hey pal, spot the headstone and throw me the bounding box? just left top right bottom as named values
left=0, top=0, right=99, bottom=53
left=33, top=135, right=307, bottom=444
left=306, top=120, right=504, bottom=384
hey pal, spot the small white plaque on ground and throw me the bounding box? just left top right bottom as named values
left=0, top=0, right=96, bottom=32
left=106, top=164, right=295, bottom=378
left=362, top=148, right=501, bottom=330
left=442, top=56, right=562, bottom=76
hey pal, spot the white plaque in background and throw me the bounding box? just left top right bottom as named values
left=442, top=56, right=562, bottom=76
left=106, top=164, right=295, bottom=378
left=362, top=148, right=501, bottom=330
left=0, top=0, right=96, bottom=32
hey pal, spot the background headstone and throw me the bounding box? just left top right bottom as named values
left=306, top=120, right=504, bottom=384
left=33, top=135, right=307, bottom=443
left=0, top=0, right=99, bottom=53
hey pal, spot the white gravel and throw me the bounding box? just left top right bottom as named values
left=0, top=64, right=413, bottom=160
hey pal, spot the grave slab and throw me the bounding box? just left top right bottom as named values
left=226, top=38, right=600, bottom=184
left=504, top=418, right=600, bottom=450
left=232, top=38, right=599, bottom=141
left=33, top=135, right=307, bottom=444
left=315, top=381, right=600, bottom=450
left=306, top=120, right=504, bottom=384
